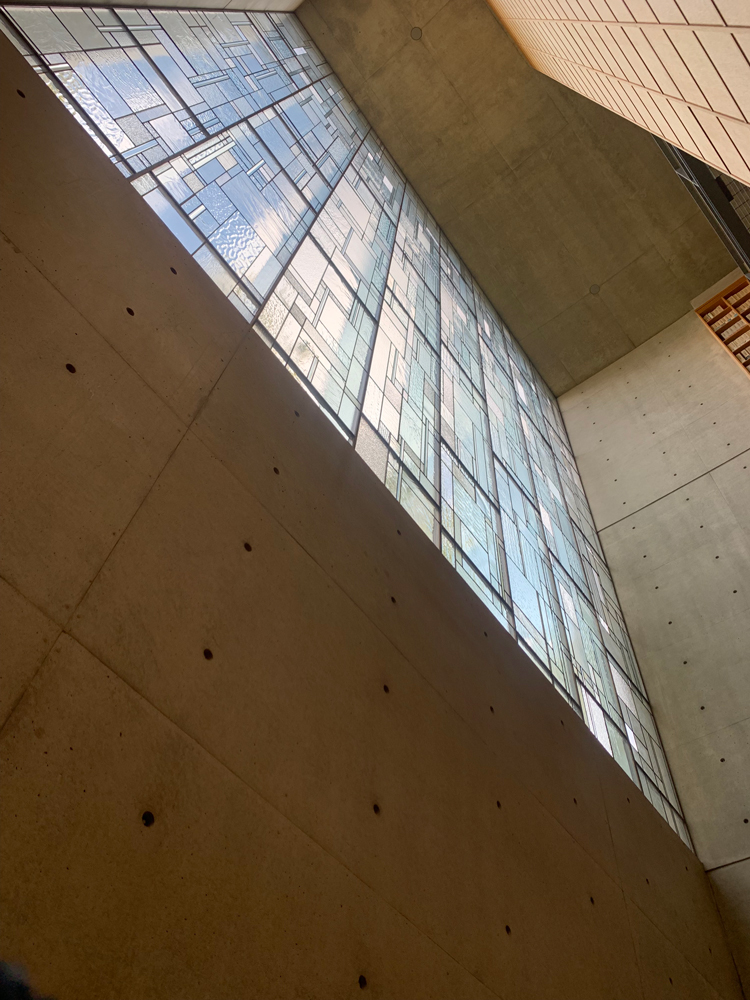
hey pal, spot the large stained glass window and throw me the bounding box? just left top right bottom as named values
left=1, top=4, right=689, bottom=846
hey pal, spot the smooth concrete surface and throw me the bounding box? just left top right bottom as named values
left=0, top=31, right=744, bottom=1000
left=560, top=310, right=750, bottom=992
left=296, top=0, right=735, bottom=394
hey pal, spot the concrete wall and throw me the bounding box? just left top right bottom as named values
left=296, top=0, right=734, bottom=395
left=0, top=32, right=744, bottom=1000
left=560, top=310, right=750, bottom=992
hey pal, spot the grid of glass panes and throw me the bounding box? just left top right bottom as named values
left=0, top=3, right=689, bottom=846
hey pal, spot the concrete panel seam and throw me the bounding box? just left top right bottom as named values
left=628, top=896, right=736, bottom=1000
left=56, top=425, right=193, bottom=634
left=0, top=229, right=170, bottom=419
left=69, top=422, right=638, bottom=918
left=707, top=855, right=750, bottom=874
left=598, top=446, right=750, bottom=533
left=0, top=575, right=63, bottom=740
left=55, top=629, right=510, bottom=1000
left=669, top=713, right=750, bottom=753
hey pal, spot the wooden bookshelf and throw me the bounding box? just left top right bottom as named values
left=695, top=275, right=750, bottom=377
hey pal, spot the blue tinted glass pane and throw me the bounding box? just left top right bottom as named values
left=361, top=292, right=440, bottom=503
left=257, top=236, right=377, bottom=433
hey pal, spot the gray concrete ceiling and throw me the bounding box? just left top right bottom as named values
left=298, top=0, right=734, bottom=394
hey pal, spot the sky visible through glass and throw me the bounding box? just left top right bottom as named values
left=1, top=3, right=691, bottom=845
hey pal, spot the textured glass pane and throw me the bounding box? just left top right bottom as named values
left=362, top=292, right=440, bottom=502
left=440, top=238, right=483, bottom=389
left=381, top=457, right=440, bottom=545
left=256, top=234, right=377, bottom=433
left=441, top=445, right=508, bottom=612
left=392, top=186, right=441, bottom=306
left=278, top=77, right=367, bottom=187
left=495, top=463, right=574, bottom=691
left=308, top=144, right=400, bottom=316
left=146, top=121, right=314, bottom=300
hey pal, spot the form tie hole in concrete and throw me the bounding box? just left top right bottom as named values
left=573, top=797, right=577, bottom=805
left=390, top=596, right=396, bottom=604
left=720, top=758, right=725, bottom=763
left=273, top=467, right=280, bottom=475
left=126, top=307, right=135, bottom=316
left=383, top=684, right=389, bottom=694
left=490, top=705, right=494, bottom=713
left=646, top=878, right=650, bottom=885
left=701, top=706, right=705, bottom=710
left=683, top=661, right=687, bottom=665
left=142, top=811, right=155, bottom=827
left=372, top=804, right=380, bottom=815
left=496, top=801, right=501, bottom=809
left=17, top=89, right=26, bottom=97
left=734, top=590, right=738, bottom=594
left=65, top=363, right=76, bottom=373
left=590, top=284, right=600, bottom=294
left=244, top=542, right=252, bottom=552
left=203, top=648, right=213, bottom=660
left=410, top=25, right=422, bottom=39
left=744, top=819, right=748, bottom=824
left=668, top=621, right=672, bottom=625
left=590, top=897, right=595, bottom=905
left=358, top=975, right=367, bottom=989
left=170, top=267, right=177, bottom=274
left=505, top=925, right=511, bottom=936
